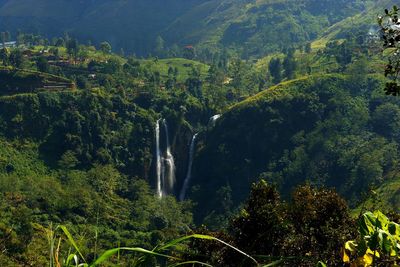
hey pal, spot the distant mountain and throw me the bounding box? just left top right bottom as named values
left=310, top=0, right=396, bottom=48
left=0, top=0, right=387, bottom=57
left=0, top=0, right=204, bottom=55
left=165, top=0, right=369, bottom=56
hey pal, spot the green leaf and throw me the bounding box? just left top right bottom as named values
left=368, top=232, right=379, bottom=251
left=159, top=234, right=259, bottom=266
left=59, top=225, right=86, bottom=263
left=359, top=212, right=377, bottom=236
left=345, top=240, right=358, bottom=253
left=65, top=253, right=77, bottom=266
left=316, top=261, right=327, bottom=267
left=380, top=230, right=395, bottom=254
left=374, top=210, right=390, bottom=230
left=159, top=234, right=215, bottom=251
left=90, top=247, right=178, bottom=267
left=261, top=259, right=284, bottom=267
left=358, top=239, right=368, bottom=257
left=388, top=222, right=400, bottom=236
left=168, top=261, right=213, bottom=267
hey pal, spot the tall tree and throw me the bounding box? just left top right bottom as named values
left=229, top=58, right=245, bottom=89
left=379, top=5, right=400, bottom=95
left=186, top=67, right=203, bottom=98
left=155, top=35, right=165, bottom=57
left=0, top=48, right=9, bottom=66
left=283, top=48, right=297, bottom=80
left=183, top=46, right=195, bottom=60
left=9, top=49, right=24, bottom=68
left=4, top=32, right=10, bottom=43
left=207, top=64, right=224, bottom=86
left=100, top=41, right=112, bottom=54
left=269, top=58, right=282, bottom=84
left=55, top=37, right=65, bottom=47
left=66, top=38, right=79, bottom=61
left=36, top=56, right=49, bottom=73
left=16, top=31, right=24, bottom=46
left=305, top=42, right=312, bottom=53
left=0, top=32, right=5, bottom=47
left=165, top=66, right=176, bottom=90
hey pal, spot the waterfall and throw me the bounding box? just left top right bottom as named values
left=179, top=133, right=198, bottom=201
left=163, top=119, right=176, bottom=194
left=208, top=114, right=221, bottom=128
left=155, top=119, right=176, bottom=197
left=155, top=119, right=163, bottom=198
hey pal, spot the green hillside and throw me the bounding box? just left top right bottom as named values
left=139, top=58, right=210, bottom=81
left=0, top=67, right=75, bottom=96
left=168, top=0, right=370, bottom=57
left=0, top=0, right=204, bottom=55
left=0, top=0, right=378, bottom=58
left=191, top=73, right=400, bottom=225
left=311, top=0, right=396, bottom=49
left=1, top=1, right=400, bottom=265
left=0, top=134, right=193, bottom=266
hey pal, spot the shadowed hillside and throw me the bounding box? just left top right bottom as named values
left=0, top=0, right=377, bottom=57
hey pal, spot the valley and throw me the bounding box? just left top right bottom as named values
left=0, top=0, right=400, bottom=266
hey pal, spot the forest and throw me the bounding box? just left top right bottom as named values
left=0, top=0, right=400, bottom=266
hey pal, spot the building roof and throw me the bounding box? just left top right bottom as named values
left=0, top=41, right=17, bottom=48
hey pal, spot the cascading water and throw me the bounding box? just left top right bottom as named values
left=155, top=119, right=176, bottom=198
left=155, top=119, right=163, bottom=198
left=208, top=114, right=222, bottom=128
left=162, top=119, right=176, bottom=194
left=179, top=133, right=198, bottom=201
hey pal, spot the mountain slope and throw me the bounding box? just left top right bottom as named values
left=166, top=0, right=369, bottom=56
left=0, top=0, right=204, bottom=55
left=0, top=0, right=375, bottom=57
left=311, top=0, right=397, bottom=49
left=190, top=74, right=400, bottom=225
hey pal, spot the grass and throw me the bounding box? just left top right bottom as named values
left=0, top=66, right=72, bottom=82
left=30, top=45, right=209, bottom=83
left=31, top=44, right=209, bottom=82
left=139, top=58, right=210, bottom=82
left=41, top=225, right=285, bottom=267
left=0, top=66, right=75, bottom=96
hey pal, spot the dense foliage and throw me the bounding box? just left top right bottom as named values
left=0, top=137, right=195, bottom=265
left=185, top=181, right=355, bottom=266
left=342, top=210, right=400, bottom=266
left=192, top=74, right=400, bottom=226
left=1, top=1, right=400, bottom=265
left=379, top=5, right=400, bottom=95
left=0, top=0, right=376, bottom=58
